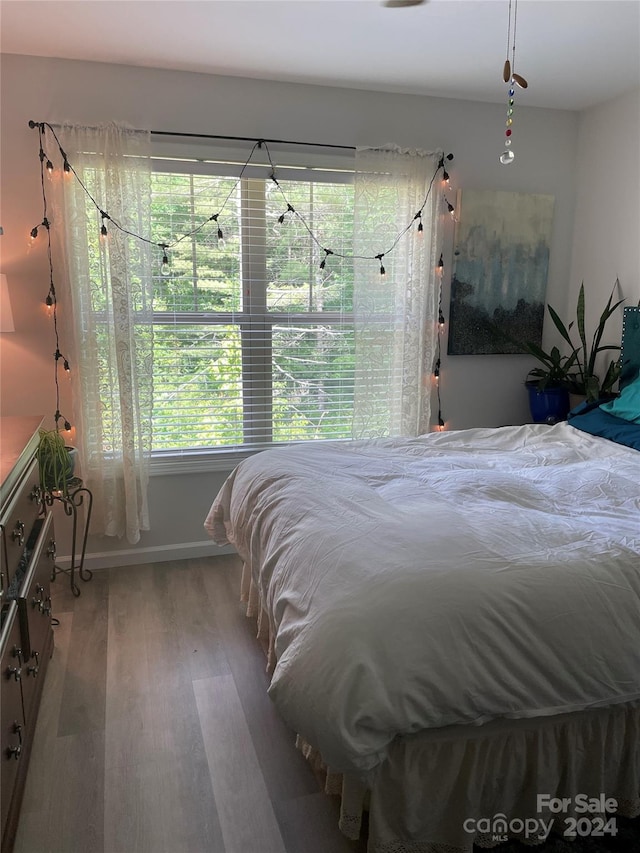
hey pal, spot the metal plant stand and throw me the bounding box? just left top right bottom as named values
left=45, top=477, right=93, bottom=597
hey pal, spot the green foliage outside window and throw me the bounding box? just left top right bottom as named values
left=86, top=167, right=356, bottom=452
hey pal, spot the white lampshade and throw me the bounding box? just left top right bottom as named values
left=0, top=274, right=15, bottom=333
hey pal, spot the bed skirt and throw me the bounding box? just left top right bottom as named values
left=240, top=562, right=640, bottom=853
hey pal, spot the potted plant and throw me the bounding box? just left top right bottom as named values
left=516, top=281, right=623, bottom=421
left=36, top=428, right=77, bottom=494
left=522, top=345, right=576, bottom=423
left=544, top=282, right=623, bottom=406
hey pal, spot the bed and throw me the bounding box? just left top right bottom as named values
left=204, top=306, right=640, bottom=853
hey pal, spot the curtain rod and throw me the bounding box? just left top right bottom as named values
left=29, top=121, right=355, bottom=151
left=152, top=130, right=356, bottom=151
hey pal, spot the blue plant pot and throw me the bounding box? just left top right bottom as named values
left=526, top=383, right=570, bottom=424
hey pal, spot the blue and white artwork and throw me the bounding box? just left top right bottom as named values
left=448, top=189, right=555, bottom=355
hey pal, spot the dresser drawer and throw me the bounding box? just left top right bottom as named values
left=0, top=602, right=26, bottom=836
left=17, top=513, right=54, bottom=730
left=0, top=460, right=42, bottom=587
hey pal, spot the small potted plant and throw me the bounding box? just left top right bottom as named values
left=522, top=344, right=576, bottom=423
left=544, top=282, right=623, bottom=407
left=36, top=428, right=77, bottom=495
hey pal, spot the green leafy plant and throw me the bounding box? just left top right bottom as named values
left=544, top=281, right=623, bottom=401
left=522, top=344, right=578, bottom=391
left=37, top=428, right=76, bottom=494
left=519, top=281, right=623, bottom=402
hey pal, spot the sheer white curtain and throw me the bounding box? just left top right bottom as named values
left=54, top=123, right=153, bottom=544
left=352, top=146, right=443, bottom=438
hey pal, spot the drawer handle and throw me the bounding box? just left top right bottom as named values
left=27, top=652, right=40, bottom=677
left=6, top=745, right=21, bottom=761
left=11, top=520, right=25, bottom=546
left=29, top=485, right=42, bottom=505
left=32, top=584, right=45, bottom=611
left=46, top=539, right=57, bottom=561
left=6, top=666, right=21, bottom=682
left=12, top=722, right=22, bottom=745
left=12, top=646, right=23, bottom=666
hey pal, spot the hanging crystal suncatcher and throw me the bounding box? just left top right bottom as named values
left=500, top=0, right=528, bottom=164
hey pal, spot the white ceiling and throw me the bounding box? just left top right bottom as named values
left=1, top=0, right=639, bottom=111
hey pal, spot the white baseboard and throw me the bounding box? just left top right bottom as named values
left=53, top=540, right=236, bottom=571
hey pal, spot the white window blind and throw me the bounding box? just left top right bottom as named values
left=148, top=150, right=355, bottom=452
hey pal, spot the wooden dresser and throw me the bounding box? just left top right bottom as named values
left=0, top=416, right=55, bottom=852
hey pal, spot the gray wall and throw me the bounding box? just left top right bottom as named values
left=568, top=89, right=640, bottom=344
left=0, top=53, right=591, bottom=567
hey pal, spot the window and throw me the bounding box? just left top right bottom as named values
left=148, top=156, right=355, bottom=453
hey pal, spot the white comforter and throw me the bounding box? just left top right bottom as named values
left=205, top=423, right=640, bottom=777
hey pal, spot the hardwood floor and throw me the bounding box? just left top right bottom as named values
left=13, top=556, right=367, bottom=853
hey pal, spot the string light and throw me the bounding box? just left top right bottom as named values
left=30, top=120, right=454, bottom=284
left=319, top=248, right=333, bottom=270
left=208, top=214, right=225, bottom=247
left=159, top=243, right=170, bottom=276
left=31, top=121, right=73, bottom=431
left=99, top=210, right=110, bottom=240
left=433, top=253, right=447, bottom=431
left=277, top=203, right=295, bottom=225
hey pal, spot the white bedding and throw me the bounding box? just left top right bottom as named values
left=205, top=423, right=640, bottom=778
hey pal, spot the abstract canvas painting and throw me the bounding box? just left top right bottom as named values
left=447, top=189, right=555, bottom=355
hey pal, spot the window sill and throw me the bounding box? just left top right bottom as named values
left=149, top=437, right=352, bottom=476
left=150, top=447, right=265, bottom=476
